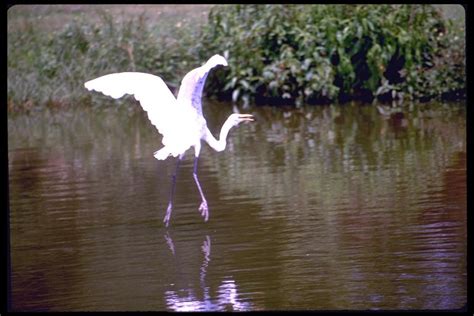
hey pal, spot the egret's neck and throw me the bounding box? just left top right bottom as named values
left=204, top=119, right=235, bottom=152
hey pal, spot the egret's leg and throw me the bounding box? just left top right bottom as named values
left=193, top=157, right=209, bottom=221
left=163, top=157, right=181, bottom=227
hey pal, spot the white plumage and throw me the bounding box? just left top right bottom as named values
left=84, top=54, right=254, bottom=226
left=85, top=72, right=196, bottom=159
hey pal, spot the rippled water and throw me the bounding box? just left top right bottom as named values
left=8, top=100, right=466, bottom=311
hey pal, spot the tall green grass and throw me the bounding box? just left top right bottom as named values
left=8, top=10, right=202, bottom=112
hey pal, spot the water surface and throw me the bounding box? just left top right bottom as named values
left=8, top=100, right=466, bottom=311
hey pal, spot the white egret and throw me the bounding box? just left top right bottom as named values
left=84, top=54, right=254, bottom=227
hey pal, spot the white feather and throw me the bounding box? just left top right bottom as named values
left=84, top=72, right=199, bottom=158
left=84, top=55, right=229, bottom=160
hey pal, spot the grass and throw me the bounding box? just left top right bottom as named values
left=8, top=5, right=213, bottom=112
left=8, top=5, right=212, bottom=32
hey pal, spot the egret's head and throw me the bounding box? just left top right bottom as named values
left=227, top=113, right=255, bottom=127
left=215, top=113, right=255, bottom=151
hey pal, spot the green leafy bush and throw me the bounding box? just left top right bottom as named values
left=199, top=4, right=465, bottom=105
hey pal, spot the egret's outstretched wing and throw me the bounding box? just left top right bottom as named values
left=84, top=72, right=180, bottom=136
left=177, top=54, right=227, bottom=115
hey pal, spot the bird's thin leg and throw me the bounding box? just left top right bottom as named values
left=163, top=157, right=181, bottom=227
left=193, top=156, right=209, bottom=222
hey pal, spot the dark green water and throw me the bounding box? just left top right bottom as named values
left=8, top=100, right=466, bottom=311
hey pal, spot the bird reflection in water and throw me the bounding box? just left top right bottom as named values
left=163, top=233, right=253, bottom=311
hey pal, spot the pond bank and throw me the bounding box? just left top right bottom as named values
left=7, top=5, right=465, bottom=112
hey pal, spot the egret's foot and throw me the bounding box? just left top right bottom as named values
left=198, top=200, right=209, bottom=222
left=163, top=203, right=173, bottom=227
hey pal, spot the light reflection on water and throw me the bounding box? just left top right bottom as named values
left=163, top=234, right=253, bottom=311
left=8, top=100, right=466, bottom=311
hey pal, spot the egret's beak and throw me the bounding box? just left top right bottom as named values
left=238, top=114, right=255, bottom=122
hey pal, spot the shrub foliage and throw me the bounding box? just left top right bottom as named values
left=199, top=4, right=465, bottom=105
